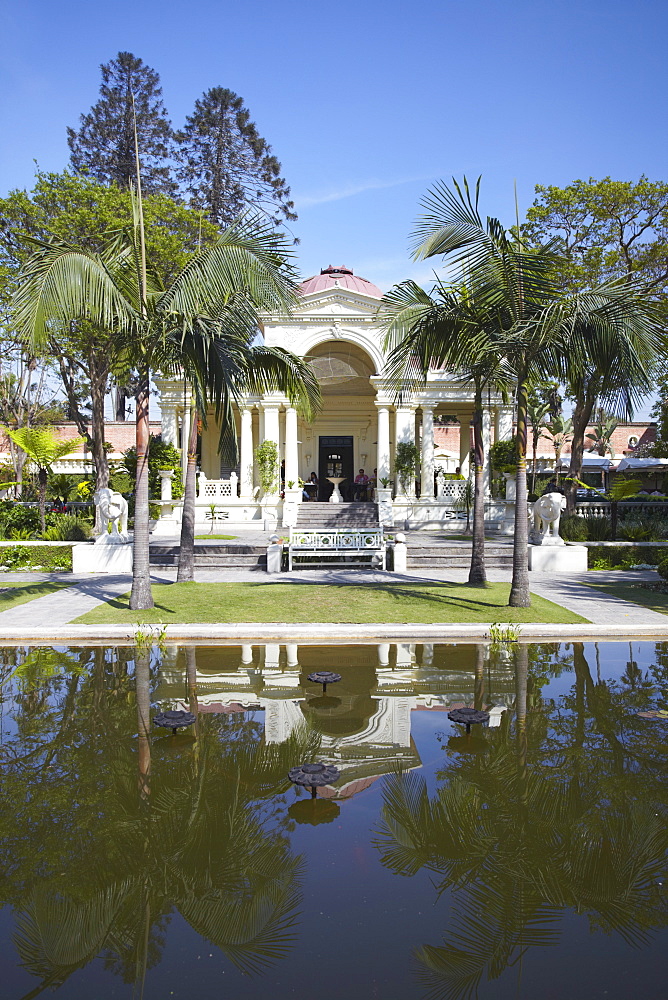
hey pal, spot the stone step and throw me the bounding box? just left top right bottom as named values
left=150, top=544, right=267, bottom=570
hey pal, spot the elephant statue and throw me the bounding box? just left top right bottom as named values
left=94, top=488, right=129, bottom=544
left=530, top=491, right=567, bottom=546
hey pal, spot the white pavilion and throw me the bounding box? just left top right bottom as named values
left=154, top=264, right=513, bottom=532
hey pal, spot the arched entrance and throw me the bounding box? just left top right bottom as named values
left=304, top=340, right=377, bottom=501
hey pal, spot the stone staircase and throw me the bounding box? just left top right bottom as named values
left=295, top=502, right=380, bottom=529
left=150, top=543, right=267, bottom=571
left=405, top=535, right=514, bottom=571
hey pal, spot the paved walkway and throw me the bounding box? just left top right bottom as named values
left=0, top=565, right=666, bottom=637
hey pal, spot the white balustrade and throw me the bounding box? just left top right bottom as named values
left=197, top=471, right=239, bottom=500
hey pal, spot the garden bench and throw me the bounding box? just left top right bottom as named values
left=288, top=528, right=386, bottom=571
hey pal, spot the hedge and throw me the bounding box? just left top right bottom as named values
left=0, top=545, right=73, bottom=571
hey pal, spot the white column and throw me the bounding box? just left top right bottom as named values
left=495, top=405, right=514, bottom=442
left=459, top=414, right=471, bottom=478
left=376, top=406, right=391, bottom=482
left=239, top=407, right=254, bottom=499
left=482, top=407, right=492, bottom=496
left=286, top=643, right=299, bottom=668
left=284, top=406, right=298, bottom=487
left=395, top=406, right=416, bottom=497
left=262, top=403, right=280, bottom=494
left=160, top=405, right=179, bottom=448
left=421, top=406, right=434, bottom=499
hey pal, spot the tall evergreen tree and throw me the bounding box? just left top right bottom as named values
left=67, top=51, right=175, bottom=195
left=176, top=87, right=297, bottom=228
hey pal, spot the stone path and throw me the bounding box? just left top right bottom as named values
left=0, top=565, right=666, bottom=634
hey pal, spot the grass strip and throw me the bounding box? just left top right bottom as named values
left=74, top=581, right=587, bottom=626
left=583, top=581, right=668, bottom=617
left=0, top=582, right=69, bottom=612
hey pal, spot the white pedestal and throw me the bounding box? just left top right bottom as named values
left=72, top=541, right=133, bottom=574
left=528, top=544, right=587, bottom=573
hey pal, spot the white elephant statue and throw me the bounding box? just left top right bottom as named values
left=530, top=491, right=567, bottom=546
left=94, top=488, right=129, bottom=544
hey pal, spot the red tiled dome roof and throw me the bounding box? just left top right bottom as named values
left=298, top=264, right=382, bottom=299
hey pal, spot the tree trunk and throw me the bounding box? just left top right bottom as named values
left=130, top=370, right=154, bottom=610
left=468, top=391, right=487, bottom=586
left=177, top=408, right=199, bottom=582
left=90, top=374, right=110, bottom=493
left=566, top=389, right=596, bottom=513
left=37, top=467, right=47, bottom=535
left=509, top=380, right=531, bottom=607
left=135, top=648, right=151, bottom=802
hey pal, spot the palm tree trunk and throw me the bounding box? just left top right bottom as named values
left=566, top=390, right=596, bottom=513
left=38, top=467, right=47, bottom=535
left=176, top=408, right=199, bottom=582
left=90, top=372, right=110, bottom=493
left=468, top=390, right=487, bottom=586
left=130, top=370, right=154, bottom=610
left=135, top=648, right=151, bottom=802
left=509, top=380, right=531, bottom=607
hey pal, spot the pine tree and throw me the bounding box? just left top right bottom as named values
left=175, top=87, right=296, bottom=228
left=67, top=51, right=175, bottom=195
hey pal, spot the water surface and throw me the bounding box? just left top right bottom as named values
left=1, top=640, right=666, bottom=999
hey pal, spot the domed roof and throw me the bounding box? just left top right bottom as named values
left=298, top=264, right=382, bottom=299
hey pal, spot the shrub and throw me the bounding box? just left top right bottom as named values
left=658, top=557, right=668, bottom=581
left=121, top=436, right=183, bottom=501
left=620, top=519, right=660, bottom=542
left=588, top=545, right=663, bottom=570
left=0, top=544, right=73, bottom=571
left=560, top=514, right=588, bottom=541
left=585, top=516, right=611, bottom=541
left=42, top=514, right=93, bottom=541
left=0, top=501, right=40, bottom=539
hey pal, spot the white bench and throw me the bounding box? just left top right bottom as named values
left=288, top=528, right=386, bottom=571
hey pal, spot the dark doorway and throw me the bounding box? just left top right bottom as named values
left=319, top=436, right=354, bottom=500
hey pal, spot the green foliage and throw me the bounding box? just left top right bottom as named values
left=0, top=544, right=73, bottom=571
left=619, top=516, right=661, bottom=542
left=584, top=516, right=612, bottom=541
left=47, top=474, right=79, bottom=503
left=2, top=426, right=83, bottom=471
left=0, top=501, right=40, bottom=538
left=41, top=514, right=92, bottom=541
left=523, top=176, right=668, bottom=301
left=489, top=438, right=516, bottom=473
left=560, top=514, right=588, bottom=541
left=121, top=436, right=183, bottom=500
left=255, top=440, right=279, bottom=495
left=394, top=442, right=421, bottom=492
left=588, top=545, right=664, bottom=570
left=657, top=557, right=668, bottom=581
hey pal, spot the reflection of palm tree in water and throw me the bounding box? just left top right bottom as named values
left=11, top=646, right=318, bottom=999
left=374, top=643, right=668, bottom=1000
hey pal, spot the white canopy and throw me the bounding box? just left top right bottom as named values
left=615, top=456, right=668, bottom=471
left=558, top=453, right=611, bottom=470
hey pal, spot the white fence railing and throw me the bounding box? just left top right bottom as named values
left=197, top=472, right=238, bottom=500
left=576, top=501, right=668, bottom=519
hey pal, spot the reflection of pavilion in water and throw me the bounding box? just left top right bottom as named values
left=156, top=644, right=516, bottom=788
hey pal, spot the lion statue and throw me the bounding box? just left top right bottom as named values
left=94, top=487, right=129, bottom=544
left=530, top=491, right=567, bottom=546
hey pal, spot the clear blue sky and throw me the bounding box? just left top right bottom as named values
left=3, top=0, right=665, bottom=294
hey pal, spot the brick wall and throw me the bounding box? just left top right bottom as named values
left=0, top=421, right=163, bottom=456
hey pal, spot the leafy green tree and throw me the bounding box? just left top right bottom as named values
left=67, top=51, right=175, bottom=195
left=524, top=176, right=668, bottom=299
left=176, top=86, right=297, bottom=229
left=0, top=169, right=221, bottom=484
left=2, top=426, right=82, bottom=532
left=586, top=411, right=619, bottom=457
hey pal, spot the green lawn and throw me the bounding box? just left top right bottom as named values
left=194, top=534, right=237, bottom=540
left=0, top=582, right=69, bottom=612
left=74, top=581, right=587, bottom=626
left=584, top=581, right=668, bottom=616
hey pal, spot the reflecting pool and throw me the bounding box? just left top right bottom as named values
left=1, top=641, right=667, bottom=999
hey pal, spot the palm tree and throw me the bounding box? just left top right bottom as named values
left=12, top=216, right=319, bottom=608
left=380, top=280, right=513, bottom=586
left=586, top=410, right=618, bottom=457
left=410, top=177, right=661, bottom=606
left=543, top=414, right=572, bottom=483
left=2, top=426, right=83, bottom=533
